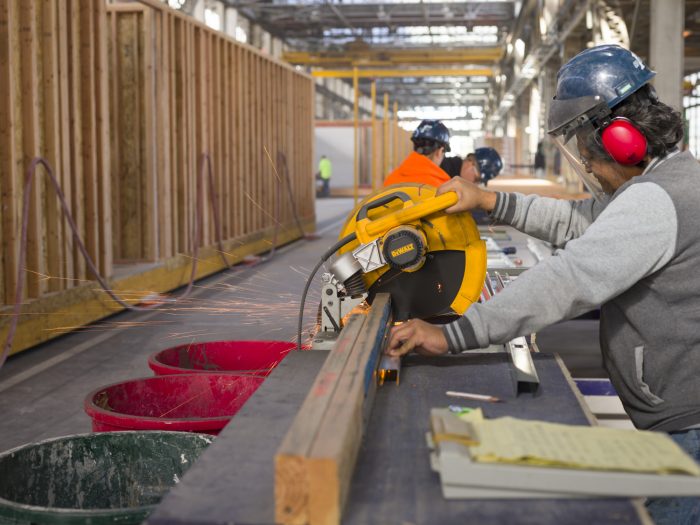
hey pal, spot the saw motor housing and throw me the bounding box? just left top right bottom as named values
left=320, top=184, right=487, bottom=334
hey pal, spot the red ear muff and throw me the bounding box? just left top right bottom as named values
left=600, top=117, right=647, bottom=165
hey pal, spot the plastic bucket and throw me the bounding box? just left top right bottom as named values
left=148, top=340, right=295, bottom=377
left=0, top=431, right=212, bottom=525
left=84, top=373, right=263, bottom=434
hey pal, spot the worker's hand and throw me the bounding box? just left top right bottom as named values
left=436, top=177, right=497, bottom=214
left=385, top=319, right=449, bottom=358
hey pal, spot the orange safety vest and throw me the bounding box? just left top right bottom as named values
left=383, top=151, right=451, bottom=187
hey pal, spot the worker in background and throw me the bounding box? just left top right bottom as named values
left=383, top=119, right=451, bottom=187
left=459, top=148, right=503, bottom=185
left=458, top=153, right=477, bottom=182
left=316, top=155, right=332, bottom=198
left=534, top=141, right=546, bottom=178
left=440, top=148, right=504, bottom=184
left=386, top=45, right=699, bottom=524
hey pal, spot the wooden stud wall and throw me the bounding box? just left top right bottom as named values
left=108, top=1, right=315, bottom=262
left=0, top=0, right=111, bottom=303
left=0, top=0, right=314, bottom=356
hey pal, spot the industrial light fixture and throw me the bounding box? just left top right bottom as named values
left=204, top=6, right=221, bottom=31
left=162, top=0, right=186, bottom=9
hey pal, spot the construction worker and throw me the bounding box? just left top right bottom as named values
left=460, top=147, right=503, bottom=185
left=534, top=141, right=546, bottom=178
left=458, top=153, right=477, bottom=182
left=383, top=120, right=451, bottom=187
left=316, top=155, right=332, bottom=198
left=386, top=45, right=698, bottom=524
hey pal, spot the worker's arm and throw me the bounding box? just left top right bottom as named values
left=442, top=182, right=678, bottom=353
left=436, top=177, right=497, bottom=212
left=436, top=177, right=604, bottom=246
left=490, top=192, right=605, bottom=246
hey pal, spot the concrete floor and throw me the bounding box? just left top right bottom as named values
left=0, top=198, right=354, bottom=452
left=0, top=195, right=605, bottom=453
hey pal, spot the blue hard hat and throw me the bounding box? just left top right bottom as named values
left=411, top=119, right=451, bottom=152
left=547, top=45, right=656, bottom=137
left=474, top=147, right=502, bottom=182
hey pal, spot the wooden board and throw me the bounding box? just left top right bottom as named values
left=307, top=294, right=392, bottom=525
left=276, top=295, right=392, bottom=525
left=275, top=313, right=368, bottom=525
left=148, top=350, right=331, bottom=525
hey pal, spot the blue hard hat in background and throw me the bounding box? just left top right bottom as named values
left=548, top=45, right=656, bottom=137
left=411, top=119, right=451, bottom=152
left=474, top=147, right=503, bottom=182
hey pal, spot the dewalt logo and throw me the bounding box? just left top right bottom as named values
left=391, top=243, right=415, bottom=258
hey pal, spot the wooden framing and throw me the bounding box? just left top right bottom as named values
left=275, top=294, right=392, bottom=525
left=0, top=0, right=110, bottom=303
left=107, top=1, right=314, bottom=261
left=0, top=0, right=315, bottom=357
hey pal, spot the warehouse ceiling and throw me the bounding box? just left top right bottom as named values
left=220, top=0, right=518, bottom=141
left=222, top=1, right=515, bottom=50
left=213, top=0, right=700, bottom=145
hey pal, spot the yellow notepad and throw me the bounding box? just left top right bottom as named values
left=466, top=417, right=700, bottom=476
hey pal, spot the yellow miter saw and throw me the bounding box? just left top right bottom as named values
left=298, top=184, right=486, bottom=350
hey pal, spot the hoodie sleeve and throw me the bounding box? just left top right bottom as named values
left=444, top=183, right=678, bottom=352
left=490, top=192, right=607, bottom=247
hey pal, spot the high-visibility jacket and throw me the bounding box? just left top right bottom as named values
left=383, top=151, right=450, bottom=187
left=318, top=158, right=332, bottom=180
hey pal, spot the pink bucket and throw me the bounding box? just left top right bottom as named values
left=84, top=373, right=263, bottom=434
left=148, top=340, right=295, bottom=377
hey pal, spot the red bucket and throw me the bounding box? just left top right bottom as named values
left=84, top=373, right=263, bottom=435
left=148, top=340, right=295, bottom=377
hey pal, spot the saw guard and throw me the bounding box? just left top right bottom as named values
left=338, top=184, right=486, bottom=317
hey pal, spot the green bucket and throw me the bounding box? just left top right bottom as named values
left=0, top=431, right=212, bottom=525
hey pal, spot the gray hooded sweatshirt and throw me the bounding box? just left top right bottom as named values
left=442, top=150, right=700, bottom=432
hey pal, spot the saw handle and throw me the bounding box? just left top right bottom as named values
left=363, top=191, right=459, bottom=238
left=356, top=191, right=412, bottom=221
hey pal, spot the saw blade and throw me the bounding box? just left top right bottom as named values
left=366, top=250, right=466, bottom=321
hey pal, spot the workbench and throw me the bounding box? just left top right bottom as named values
left=148, top=350, right=649, bottom=525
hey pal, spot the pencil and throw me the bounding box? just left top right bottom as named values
left=446, top=390, right=501, bottom=403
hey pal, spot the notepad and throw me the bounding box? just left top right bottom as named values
left=466, top=416, right=700, bottom=476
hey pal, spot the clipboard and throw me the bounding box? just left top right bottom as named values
left=428, top=433, right=700, bottom=499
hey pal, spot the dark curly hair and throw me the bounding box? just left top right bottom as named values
left=583, top=84, right=684, bottom=165
left=412, top=138, right=443, bottom=156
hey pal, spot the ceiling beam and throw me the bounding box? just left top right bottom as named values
left=311, top=68, right=494, bottom=79
left=284, top=47, right=502, bottom=67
